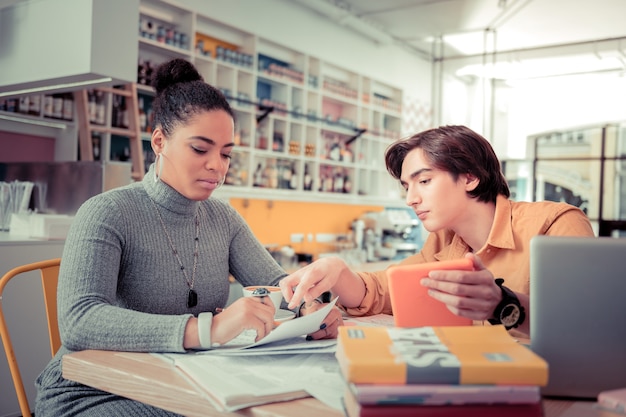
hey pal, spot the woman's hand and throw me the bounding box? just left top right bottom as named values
left=279, top=257, right=365, bottom=310
left=419, top=253, right=502, bottom=321
left=211, top=296, right=276, bottom=344
left=298, top=301, right=344, bottom=340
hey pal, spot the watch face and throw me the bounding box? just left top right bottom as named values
left=500, top=304, right=521, bottom=327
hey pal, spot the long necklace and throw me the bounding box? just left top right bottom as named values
left=151, top=198, right=200, bottom=308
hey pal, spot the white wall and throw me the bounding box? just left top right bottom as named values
left=181, top=0, right=432, bottom=104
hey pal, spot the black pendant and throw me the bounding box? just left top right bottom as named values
left=187, top=289, right=198, bottom=308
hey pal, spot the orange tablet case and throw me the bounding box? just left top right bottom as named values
left=387, top=258, right=474, bottom=328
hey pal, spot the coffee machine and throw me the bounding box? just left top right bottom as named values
left=354, top=208, right=422, bottom=261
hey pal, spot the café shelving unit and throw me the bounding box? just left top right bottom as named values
left=134, top=0, right=405, bottom=206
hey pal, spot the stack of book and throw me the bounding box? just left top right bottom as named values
left=336, top=325, right=548, bottom=416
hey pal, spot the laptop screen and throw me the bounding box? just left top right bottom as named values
left=529, top=235, right=626, bottom=399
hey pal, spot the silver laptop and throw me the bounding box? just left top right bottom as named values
left=530, top=235, right=626, bottom=399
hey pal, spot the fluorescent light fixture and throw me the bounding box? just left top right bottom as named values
left=0, top=114, right=68, bottom=129
left=0, top=77, right=114, bottom=99
left=444, top=31, right=493, bottom=56
left=456, top=55, right=624, bottom=81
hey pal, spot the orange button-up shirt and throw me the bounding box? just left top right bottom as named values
left=343, top=195, right=595, bottom=317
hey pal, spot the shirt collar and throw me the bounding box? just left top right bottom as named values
left=484, top=195, right=516, bottom=250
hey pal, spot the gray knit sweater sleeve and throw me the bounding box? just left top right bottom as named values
left=56, top=174, right=286, bottom=354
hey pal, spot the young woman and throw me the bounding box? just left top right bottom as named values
left=281, top=125, right=594, bottom=338
left=35, top=58, right=341, bottom=416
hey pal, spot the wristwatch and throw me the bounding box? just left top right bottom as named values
left=488, top=278, right=526, bottom=330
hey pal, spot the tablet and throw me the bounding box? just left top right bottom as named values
left=387, top=258, right=474, bottom=328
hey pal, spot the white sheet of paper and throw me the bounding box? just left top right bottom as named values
left=201, top=338, right=336, bottom=355
left=205, top=297, right=339, bottom=351
left=246, top=297, right=338, bottom=348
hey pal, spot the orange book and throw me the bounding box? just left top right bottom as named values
left=387, top=258, right=474, bottom=327
left=335, top=325, right=549, bottom=386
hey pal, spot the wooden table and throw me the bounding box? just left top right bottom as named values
left=61, top=349, right=604, bottom=417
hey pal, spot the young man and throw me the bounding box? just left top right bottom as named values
left=281, top=125, right=594, bottom=337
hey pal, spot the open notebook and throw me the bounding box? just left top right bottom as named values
left=529, top=235, right=626, bottom=399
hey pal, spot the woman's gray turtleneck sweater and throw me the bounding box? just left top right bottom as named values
left=35, top=166, right=286, bottom=416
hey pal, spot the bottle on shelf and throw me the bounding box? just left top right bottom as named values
left=43, top=95, right=54, bottom=118
left=255, top=127, right=267, bottom=150
left=111, top=95, right=120, bottom=127
left=328, top=135, right=342, bottom=161
left=121, top=146, right=130, bottom=162
left=145, top=105, right=153, bottom=133
left=342, top=143, right=353, bottom=163
left=28, top=95, right=41, bottom=116
left=88, top=90, right=97, bottom=123
left=280, top=160, right=292, bottom=189
left=265, top=159, right=278, bottom=189
left=289, top=162, right=298, bottom=190
left=138, top=97, right=147, bottom=132
left=320, top=166, right=333, bottom=192
left=18, top=96, right=29, bottom=114
left=5, top=98, right=17, bottom=113
left=137, top=59, right=146, bottom=85
left=137, top=59, right=154, bottom=86
left=343, top=173, right=352, bottom=194
left=272, top=132, right=284, bottom=152
left=52, top=94, right=64, bottom=119
left=333, top=168, right=344, bottom=193
left=95, top=91, right=106, bottom=125
left=120, top=97, right=129, bottom=128
left=253, top=162, right=264, bottom=187
left=303, top=164, right=313, bottom=191
left=62, top=93, right=73, bottom=121
left=92, top=134, right=101, bottom=161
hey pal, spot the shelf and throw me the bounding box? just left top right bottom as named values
left=0, top=110, right=73, bottom=129
left=89, top=125, right=138, bottom=138
left=16, top=0, right=402, bottom=203
left=213, top=184, right=405, bottom=208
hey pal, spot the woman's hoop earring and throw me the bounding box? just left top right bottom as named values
left=153, top=153, right=163, bottom=183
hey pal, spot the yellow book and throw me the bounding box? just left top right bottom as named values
left=335, top=325, right=548, bottom=386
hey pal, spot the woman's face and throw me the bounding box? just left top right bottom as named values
left=153, top=110, right=234, bottom=201
left=400, top=148, right=477, bottom=232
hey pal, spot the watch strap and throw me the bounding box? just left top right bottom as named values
left=488, top=278, right=526, bottom=330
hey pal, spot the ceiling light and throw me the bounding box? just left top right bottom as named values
left=457, top=54, right=625, bottom=81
